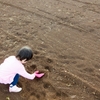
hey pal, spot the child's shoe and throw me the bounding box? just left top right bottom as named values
left=9, top=85, right=22, bottom=92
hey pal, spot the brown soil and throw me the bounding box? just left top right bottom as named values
left=0, top=0, right=100, bottom=100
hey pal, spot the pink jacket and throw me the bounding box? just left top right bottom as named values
left=0, top=56, right=35, bottom=84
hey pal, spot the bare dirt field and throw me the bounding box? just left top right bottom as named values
left=0, top=0, right=100, bottom=100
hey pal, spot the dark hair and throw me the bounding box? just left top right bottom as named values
left=16, top=46, right=33, bottom=61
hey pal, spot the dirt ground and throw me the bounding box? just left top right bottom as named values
left=0, top=0, right=100, bottom=100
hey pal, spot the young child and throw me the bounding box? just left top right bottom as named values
left=0, top=46, right=44, bottom=92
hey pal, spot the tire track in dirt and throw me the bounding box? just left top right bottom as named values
left=0, top=1, right=56, bottom=21
left=36, top=28, right=100, bottom=88
left=56, top=70, right=100, bottom=99
left=73, top=0, right=100, bottom=14
left=0, top=1, right=57, bottom=20
left=73, top=0, right=100, bottom=6
left=0, top=25, right=58, bottom=57
left=0, top=0, right=92, bottom=33
left=0, top=0, right=100, bottom=39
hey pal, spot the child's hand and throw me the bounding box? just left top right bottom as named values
left=34, top=71, right=44, bottom=78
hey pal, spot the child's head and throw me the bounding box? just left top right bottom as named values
left=16, top=46, right=33, bottom=62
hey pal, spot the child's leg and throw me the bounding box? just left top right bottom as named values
left=9, top=74, right=22, bottom=92
left=10, top=74, right=19, bottom=87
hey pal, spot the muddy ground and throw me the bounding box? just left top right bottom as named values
left=0, top=0, right=100, bottom=100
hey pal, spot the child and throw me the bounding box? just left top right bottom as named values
left=0, top=46, right=44, bottom=92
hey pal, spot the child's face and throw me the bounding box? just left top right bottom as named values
left=21, top=59, right=27, bottom=64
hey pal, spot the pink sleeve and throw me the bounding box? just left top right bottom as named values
left=17, top=65, right=35, bottom=80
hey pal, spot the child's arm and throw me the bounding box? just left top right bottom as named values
left=17, top=66, right=44, bottom=80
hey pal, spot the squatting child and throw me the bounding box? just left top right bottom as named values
left=0, top=46, right=44, bottom=92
